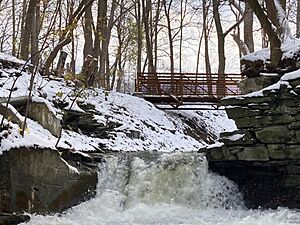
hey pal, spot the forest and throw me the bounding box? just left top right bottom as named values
left=0, top=0, right=298, bottom=92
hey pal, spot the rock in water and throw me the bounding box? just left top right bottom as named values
left=0, top=213, right=30, bottom=225
left=0, top=147, right=97, bottom=214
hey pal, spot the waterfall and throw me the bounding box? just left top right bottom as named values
left=97, top=152, right=243, bottom=210
left=24, top=152, right=300, bottom=225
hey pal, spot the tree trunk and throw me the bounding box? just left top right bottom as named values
left=203, top=0, right=212, bottom=95
left=12, top=0, right=16, bottom=56
left=163, top=0, right=174, bottom=76
left=142, top=0, right=155, bottom=74
left=212, top=0, right=225, bottom=97
left=20, top=0, right=38, bottom=61
left=244, top=2, right=254, bottom=53
left=248, top=0, right=282, bottom=69
left=179, top=0, right=187, bottom=73
left=280, top=0, right=286, bottom=11
left=153, top=0, right=161, bottom=71
left=55, top=51, right=67, bottom=77
left=135, top=0, right=142, bottom=74
left=297, top=0, right=300, bottom=38
left=31, top=0, right=40, bottom=66
left=44, top=0, right=94, bottom=76
left=266, top=0, right=280, bottom=28
left=98, top=0, right=108, bottom=88
left=83, top=4, right=94, bottom=60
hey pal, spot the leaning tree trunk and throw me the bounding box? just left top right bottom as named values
left=44, top=0, right=94, bottom=76
left=248, top=0, right=282, bottom=70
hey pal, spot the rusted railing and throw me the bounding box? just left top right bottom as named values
left=136, top=72, right=241, bottom=103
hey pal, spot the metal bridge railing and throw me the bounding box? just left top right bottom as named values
left=136, top=72, right=241, bottom=103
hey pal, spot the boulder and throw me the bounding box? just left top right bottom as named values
left=28, top=101, right=62, bottom=137
left=0, top=104, right=24, bottom=128
left=0, top=147, right=97, bottom=214
left=0, top=213, right=30, bottom=225
left=238, top=75, right=280, bottom=94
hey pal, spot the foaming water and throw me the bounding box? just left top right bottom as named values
left=22, top=152, right=300, bottom=225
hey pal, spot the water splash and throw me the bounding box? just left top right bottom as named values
left=97, top=152, right=243, bottom=209
left=23, top=152, right=300, bottom=225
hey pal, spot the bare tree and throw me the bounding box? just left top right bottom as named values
left=43, top=0, right=94, bottom=76
left=244, top=1, right=254, bottom=53
left=297, top=0, right=300, bottom=37
left=212, top=0, right=244, bottom=97
left=248, top=0, right=282, bottom=69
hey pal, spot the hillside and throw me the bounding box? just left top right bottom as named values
left=0, top=53, right=236, bottom=154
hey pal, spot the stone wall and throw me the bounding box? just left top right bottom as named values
left=207, top=78, right=300, bottom=208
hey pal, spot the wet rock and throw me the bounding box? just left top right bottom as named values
left=205, top=146, right=223, bottom=161
left=234, top=116, right=262, bottom=129
left=225, top=107, right=261, bottom=119
left=209, top=160, right=298, bottom=209
left=236, top=145, right=269, bottom=161
left=255, top=126, right=292, bottom=144
left=0, top=213, right=30, bottom=225
left=289, top=121, right=300, bottom=130
left=267, top=144, right=289, bottom=159
left=261, top=114, right=295, bottom=125
left=222, top=147, right=238, bottom=160
left=0, top=147, right=97, bottom=214
left=288, top=145, right=300, bottom=159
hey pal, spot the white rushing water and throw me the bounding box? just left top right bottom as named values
left=23, top=152, right=300, bottom=225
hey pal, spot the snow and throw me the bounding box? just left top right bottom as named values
left=225, top=77, right=291, bottom=100
left=281, top=69, right=300, bottom=81
left=243, top=81, right=289, bottom=98
left=0, top=54, right=236, bottom=154
left=65, top=101, right=86, bottom=113
left=206, top=142, right=224, bottom=149
left=274, top=0, right=292, bottom=41
left=222, top=134, right=245, bottom=142
left=242, top=38, right=300, bottom=63
left=242, top=48, right=270, bottom=63
left=61, top=158, right=80, bottom=174
left=0, top=52, right=26, bottom=66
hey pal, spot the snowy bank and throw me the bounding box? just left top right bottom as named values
left=0, top=56, right=236, bottom=154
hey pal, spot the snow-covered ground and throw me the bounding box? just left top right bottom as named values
left=242, top=38, right=300, bottom=64
left=0, top=53, right=236, bottom=154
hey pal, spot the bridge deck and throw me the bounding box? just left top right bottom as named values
left=135, top=72, right=241, bottom=109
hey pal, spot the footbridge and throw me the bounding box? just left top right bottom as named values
left=135, top=72, right=241, bottom=110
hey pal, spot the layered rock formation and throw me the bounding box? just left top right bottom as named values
left=0, top=147, right=97, bottom=214
left=207, top=75, right=300, bottom=208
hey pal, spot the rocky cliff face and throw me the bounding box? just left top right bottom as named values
left=0, top=147, right=97, bottom=214
left=207, top=75, right=300, bottom=208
